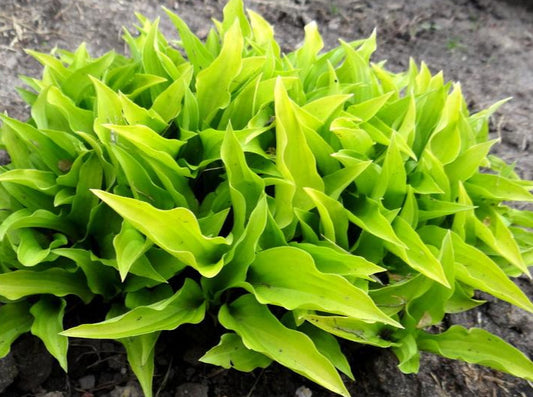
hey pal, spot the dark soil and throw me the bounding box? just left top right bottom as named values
left=0, top=0, right=532, bottom=396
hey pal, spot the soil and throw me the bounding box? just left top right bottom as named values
left=0, top=0, right=532, bottom=396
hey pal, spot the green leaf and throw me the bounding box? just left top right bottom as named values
left=386, top=217, right=450, bottom=287
left=323, top=159, right=371, bottom=200
left=105, top=124, right=184, bottom=158
left=347, top=92, right=393, bottom=122
left=114, top=221, right=153, bottom=281
left=30, top=297, right=68, bottom=371
left=200, top=333, right=272, bottom=372
left=0, top=169, right=58, bottom=195
left=90, top=76, right=124, bottom=125
left=274, top=78, right=324, bottom=219
left=221, top=125, right=264, bottom=237
left=466, top=173, right=533, bottom=202
left=304, top=187, right=349, bottom=249
left=373, top=133, right=407, bottom=208
left=0, top=268, right=92, bottom=302
left=62, top=279, right=205, bottom=339
left=110, top=144, right=174, bottom=208
left=196, top=21, right=243, bottom=123
left=164, top=8, right=214, bottom=71
left=301, top=313, right=397, bottom=348
left=291, top=242, right=385, bottom=279
left=219, top=294, right=350, bottom=397
left=299, top=322, right=354, bottom=380
left=247, top=246, right=401, bottom=327
left=418, top=325, right=533, bottom=381
left=203, top=195, right=268, bottom=295
left=52, top=248, right=120, bottom=296
left=0, top=302, right=33, bottom=358
left=347, top=196, right=406, bottom=249
left=151, top=64, right=193, bottom=123
left=92, top=190, right=229, bottom=277
left=120, top=333, right=158, bottom=397
left=393, top=333, right=420, bottom=373
left=16, top=229, right=68, bottom=267
left=421, top=226, right=533, bottom=313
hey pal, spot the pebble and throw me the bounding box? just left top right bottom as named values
left=175, top=382, right=209, bottom=397
left=109, top=381, right=143, bottom=397
left=0, top=353, right=18, bottom=394
left=78, top=374, right=96, bottom=390
left=295, top=385, right=313, bottom=397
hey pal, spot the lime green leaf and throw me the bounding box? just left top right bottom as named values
left=0, top=115, right=72, bottom=174
left=203, top=195, right=268, bottom=295
left=164, top=8, right=214, bottom=70
left=90, top=76, right=124, bottom=125
left=30, top=297, right=68, bottom=371
left=347, top=196, right=406, bottom=248
left=200, top=333, right=272, bottom=372
left=16, top=229, right=68, bottom=267
left=114, top=221, right=153, bottom=281
left=373, top=133, right=407, bottom=208
left=393, top=334, right=420, bottom=373
left=92, top=190, right=229, bottom=277
left=0, top=268, right=92, bottom=302
left=219, top=294, right=350, bottom=397
left=221, top=0, right=251, bottom=39
left=445, top=140, right=497, bottom=182
left=475, top=205, right=529, bottom=276
left=69, top=152, right=103, bottom=228
left=247, top=246, right=401, bottom=327
left=347, top=92, right=393, bottom=122
left=418, top=325, right=533, bottom=381
left=62, top=279, right=205, bottom=339
left=466, top=173, right=533, bottom=202
left=304, top=187, right=349, bottom=249
left=274, top=78, right=324, bottom=215
left=386, top=217, right=450, bottom=287
left=421, top=226, right=533, bottom=313
left=118, top=93, right=167, bottom=133
left=110, top=145, right=174, bottom=208
left=291, top=242, right=385, bottom=279
left=323, top=159, right=371, bottom=200
left=302, top=313, right=397, bottom=348
left=0, top=302, right=32, bottom=358
left=221, top=125, right=264, bottom=236
left=196, top=21, right=243, bottom=123
left=52, top=248, right=120, bottom=296
left=299, top=322, right=354, bottom=380
left=105, top=124, right=184, bottom=157
left=151, top=64, right=193, bottom=123
left=120, top=333, right=158, bottom=397
left=0, top=209, right=76, bottom=240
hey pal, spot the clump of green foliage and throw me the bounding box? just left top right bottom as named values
left=1, top=1, right=533, bottom=395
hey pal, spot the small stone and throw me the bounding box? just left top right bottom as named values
left=0, top=353, right=18, bottom=394
left=386, top=3, right=403, bottom=11
left=13, top=336, right=53, bottom=392
left=79, top=374, right=96, bottom=390
left=295, top=385, right=313, bottom=397
left=109, top=381, right=143, bottom=397
left=175, top=382, right=209, bottom=397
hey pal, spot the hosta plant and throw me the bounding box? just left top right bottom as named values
left=1, top=0, right=533, bottom=395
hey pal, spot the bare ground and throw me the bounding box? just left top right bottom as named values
left=0, top=1, right=532, bottom=396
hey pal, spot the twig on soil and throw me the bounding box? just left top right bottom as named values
left=245, top=368, right=265, bottom=397
left=53, top=1, right=76, bottom=20
left=155, top=356, right=174, bottom=397
left=429, top=371, right=449, bottom=397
